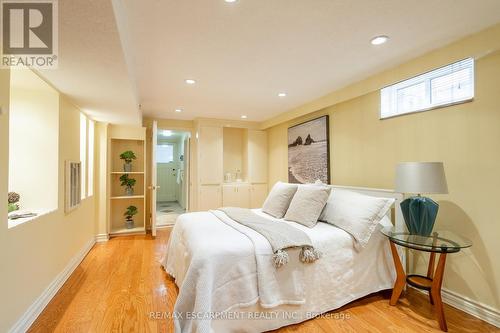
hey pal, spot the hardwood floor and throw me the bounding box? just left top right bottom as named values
left=29, top=229, right=498, bottom=333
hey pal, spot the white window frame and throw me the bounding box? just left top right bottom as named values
left=381, top=58, right=474, bottom=119
left=157, top=143, right=175, bottom=164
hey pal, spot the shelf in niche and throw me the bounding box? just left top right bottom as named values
left=110, top=195, right=145, bottom=200
left=111, top=171, right=145, bottom=175
left=110, top=226, right=145, bottom=235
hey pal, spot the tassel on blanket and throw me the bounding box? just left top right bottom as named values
left=299, top=246, right=321, bottom=263
left=273, top=249, right=289, bottom=268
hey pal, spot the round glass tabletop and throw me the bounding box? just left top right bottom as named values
left=380, top=226, right=472, bottom=253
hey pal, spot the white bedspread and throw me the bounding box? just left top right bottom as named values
left=162, top=209, right=396, bottom=333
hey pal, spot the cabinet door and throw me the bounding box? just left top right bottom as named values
left=199, top=126, right=223, bottom=184
left=237, top=184, right=250, bottom=208
left=222, top=185, right=239, bottom=207
left=250, top=184, right=268, bottom=208
left=247, top=130, right=267, bottom=184
left=223, top=184, right=250, bottom=208
left=198, top=185, right=222, bottom=211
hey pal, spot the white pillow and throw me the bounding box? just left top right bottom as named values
left=284, top=185, right=331, bottom=227
left=262, top=182, right=298, bottom=218
left=319, top=189, right=394, bottom=247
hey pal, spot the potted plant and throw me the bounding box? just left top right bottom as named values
left=8, top=192, right=20, bottom=213
left=124, top=205, right=138, bottom=229
left=119, top=174, right=137, bottom=196
left=120, top=150, right=137, bottom=172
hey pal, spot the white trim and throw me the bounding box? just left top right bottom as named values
left=410, top=286, right=500, bottom=328
left=8, top=238, right=96, bottom=333
left=95, top=233, right=109, bottom=242
left=7, top=208, right=57, bottom=229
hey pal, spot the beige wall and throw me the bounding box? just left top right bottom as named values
left=267, top=27, right=500, bottom=312
left=0, top=69, right=98, bottom=332
left=223, top=127, right=245, bottom=178
left=9, top=70, right=59, bottom=212
left=94, top=122, right=109, bottom=237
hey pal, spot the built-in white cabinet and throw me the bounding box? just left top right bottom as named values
left=196, top=123, right=268, bottom=211
left=222, top=183, right=250, bottom=208
left=222, top=183, right=267, bottom=208
left=198, top=185, right=222, bottom=211
left=250, top=183, right=268, bottom=208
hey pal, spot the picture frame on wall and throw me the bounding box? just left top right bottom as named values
left=288, top=115, right=330, bottom=184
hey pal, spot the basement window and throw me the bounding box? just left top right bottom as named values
left=380, top=58, right=474, bottom=119
left=157, top=144, right=174, bottom=163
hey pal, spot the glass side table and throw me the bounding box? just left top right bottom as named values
left=380, top=227, right=472, bottom=332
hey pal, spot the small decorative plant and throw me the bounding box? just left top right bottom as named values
left=119, top=174, right=137, bottom=196
left=120, top=150, right=137, bottom=172
left=124, top=205, right=138, bottom=229
left=8, top=192, right=20, bottom=213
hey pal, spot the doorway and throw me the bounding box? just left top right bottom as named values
left=155, top=129, right=190, bottom=227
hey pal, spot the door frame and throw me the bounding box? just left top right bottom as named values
left=151, top=127, right=192, bottom=228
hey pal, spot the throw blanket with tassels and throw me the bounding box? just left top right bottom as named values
left=216, top=207, right=321, bottom=268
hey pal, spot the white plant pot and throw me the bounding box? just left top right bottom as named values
left=125, top=219, right=134, bottom=229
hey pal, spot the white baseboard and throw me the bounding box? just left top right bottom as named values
left=410, top=286, right=500, bottom=328
left=9, top=237, right=96, bottom=333
left=95, top=233, right=109, bottom=242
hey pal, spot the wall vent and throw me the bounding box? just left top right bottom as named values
left=65, top=160, right=81, bottom=213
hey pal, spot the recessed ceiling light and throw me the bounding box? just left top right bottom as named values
left=175, top=108, right=182, bottom=113
left=241, top=115, right=247, bottom=119
left=225, top=0, right=237, bottom=3
left=162, top=130, right=173, bottom=136
left=278, top=92, right=287, bottom=97
left=370, top=35, right=389, bottom=45
left=185, top=79, right=196, bottom=85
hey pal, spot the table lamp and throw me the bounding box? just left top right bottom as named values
left=395, top=162, right=448, bottom=236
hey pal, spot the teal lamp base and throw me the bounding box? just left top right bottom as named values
left=400, top=196, right=439, bottom=236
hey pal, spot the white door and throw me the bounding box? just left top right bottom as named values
left=237, top=184, right=251, bottom=208
left=199, top=185, right=221, bottom=211
left=157, top=162, right=177, bottom=201
left=222, top=184, right=239, bottom=207
left=184, top=137, right=190, bottom=210
left=151, top=121, right=158, bottom=237
left=199, top=126, right=223, bottom=184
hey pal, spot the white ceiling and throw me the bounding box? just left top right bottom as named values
left=37, top=0, right=140, bottom=124
left=38, top=1, right=500, bottom=124
left=117, top=0, right=500, bottom=122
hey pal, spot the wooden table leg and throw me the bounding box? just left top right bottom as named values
left=389, top=241, right=406, bottom=306
left=430, top=253, right=448, bottom=331
left=427, top=252, right=436, bottom=305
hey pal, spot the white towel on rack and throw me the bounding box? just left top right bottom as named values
left=177, top=168, right=183, bottom=184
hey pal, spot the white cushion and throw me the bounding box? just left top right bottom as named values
left=284, top=185, right=331, bottom=227
left=319, top=189, right=394, bottom=247
left=262, top=182, right=298, bottom=218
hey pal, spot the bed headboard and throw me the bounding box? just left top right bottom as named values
left=329, top=185, right=405, bottom=231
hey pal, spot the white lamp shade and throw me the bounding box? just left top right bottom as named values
left=395, top=162, right=448, bottom=194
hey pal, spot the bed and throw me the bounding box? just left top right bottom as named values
left=162, top=185, right=404, bottom=333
